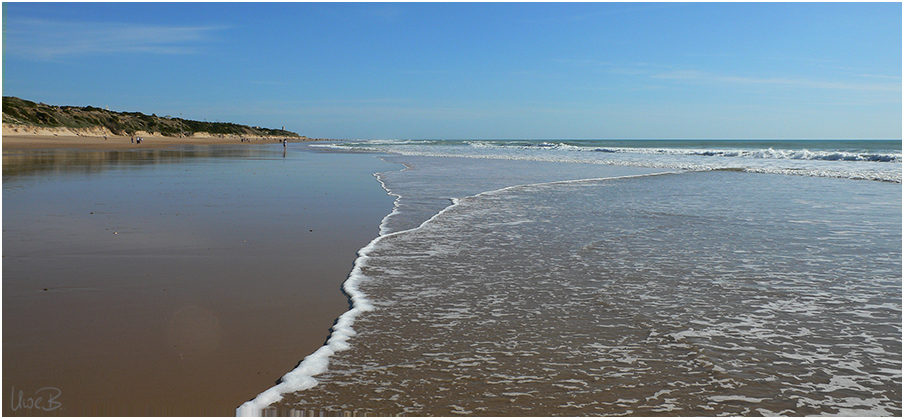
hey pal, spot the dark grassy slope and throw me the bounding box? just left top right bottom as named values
left=2, top=96, right=300, bottom=138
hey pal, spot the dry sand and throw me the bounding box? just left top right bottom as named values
left=2, top=122, right=333, bottom=151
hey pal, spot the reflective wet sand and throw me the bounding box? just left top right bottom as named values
left=3, top=144, right=397, bottom=415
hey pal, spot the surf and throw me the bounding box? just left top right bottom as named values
left=237, top=166, right=678, bottom=415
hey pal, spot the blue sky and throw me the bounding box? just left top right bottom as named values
left=2, top=2, right=901, bottom=139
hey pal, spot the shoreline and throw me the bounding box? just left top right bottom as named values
left=239, top=171, right=402, bottom=415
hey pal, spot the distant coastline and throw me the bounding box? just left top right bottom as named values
left=2, top=96, right=337, bottom=149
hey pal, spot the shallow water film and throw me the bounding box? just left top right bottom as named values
left=267, top=156, right=901, bottom=416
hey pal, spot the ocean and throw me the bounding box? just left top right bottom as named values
left=239, top=140, right=902, bottom=416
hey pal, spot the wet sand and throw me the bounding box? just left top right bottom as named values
left=2, top=139, right=397, bottom=415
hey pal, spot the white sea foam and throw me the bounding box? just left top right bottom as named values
left=237, top=164, right=488, bottom=416
left=708, top=395, right=766, bottom=403
left=311, top=140, right=902, bottom=183
left=241, top=148, right=901, bottom=416
left=237, top=236, right=377, bottom=415
left=465, top=141, right=902, bottom=163
left=237, top=170, right=681, bottom=415
left=238, top=174, right=401, bottom=416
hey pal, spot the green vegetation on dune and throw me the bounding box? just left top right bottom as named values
left=2, top=96, right=301, bottom=138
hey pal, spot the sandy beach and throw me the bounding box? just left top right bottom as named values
left=3, top=136, right=396, bottom=415
left=1, top=131, right=324, bottom=151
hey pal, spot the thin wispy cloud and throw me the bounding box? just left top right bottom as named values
left=652, top=69, right=901, bottom=93
left=4, top=18, right=226, bottom=60
left=858, top=74, right=903, bottom=81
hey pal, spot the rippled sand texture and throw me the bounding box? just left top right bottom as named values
left=276, top=170, right=901, bottom=416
